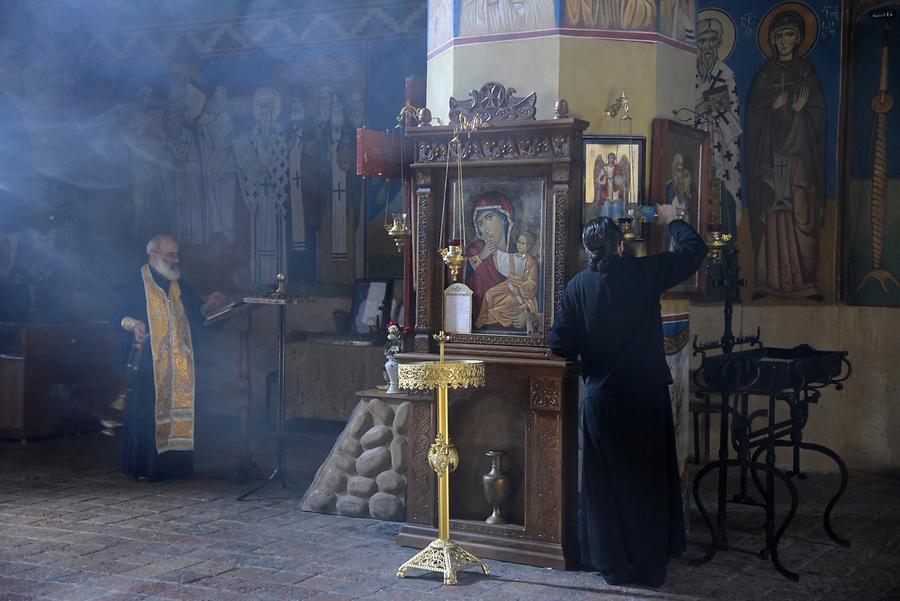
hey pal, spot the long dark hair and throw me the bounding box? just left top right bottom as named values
left=582, top=217, right=623, bottom=271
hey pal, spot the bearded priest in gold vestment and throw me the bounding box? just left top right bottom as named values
left=112, top=234, right=225, bottom=481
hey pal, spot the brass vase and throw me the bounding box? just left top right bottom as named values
left=482, top=450, right=510, bottom=525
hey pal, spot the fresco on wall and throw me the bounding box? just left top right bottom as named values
left=459, top=0, right=555, bottom=36
left=94, top=46, right=367, bottom=291
left=694, top=0, right=842, bottom=302
left=659, top=0, right=696, bottom=42
left=563, top=0, right=656, bottom=30
left=845, top=4, right=900, bottom=306
left=428, top=0, right=454, bottom=52
left=746, top=3, right=827, bottom=300
left=0, top=1, right=425, bottom=324
left=696, top=9, right=741, bottom=237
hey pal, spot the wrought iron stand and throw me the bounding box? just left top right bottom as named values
left=691, top=243, right=853, bottom=580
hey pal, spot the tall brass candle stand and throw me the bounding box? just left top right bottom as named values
left=396, top=332, right=488, bottom=585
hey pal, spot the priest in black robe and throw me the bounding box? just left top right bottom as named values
left=111, top=234, right=224, bottom=481
left=549, top=207, right=707, bottom=586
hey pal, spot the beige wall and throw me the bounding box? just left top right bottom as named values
left=428, top=37, right=562, bottom=123
left=429, top=36, right=695, bottom=132
left=428, top=35, right=696, bottom=191
left=691, top=302, right=900, bottom=472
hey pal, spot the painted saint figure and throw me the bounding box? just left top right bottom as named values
left=664, top=155, right=693, bottom=251
left=466, top=193, right=512, bottom=319
left=127, top=86, right=169, bottom=240
left=746, top=7, right=826, bottom=299
left=161, top=104, right=207, bottom=246
left=288, top=96, right=318, bottom=253
left=317, top=91, right=358, bottom=284
left=235, top=87, right=290, bottom=287
left=564, top=0, right=656, bottom=30
left=695, top=14, right=742, bottom=234
left=460, top=0, right=555, bottom=35
left=198, top=86, right=239, bottom=244
left=478, top=230, right=541, bottom=333
left=671, top=0, right=695, bottom=42
left=593, top=152, right=631, bottom=220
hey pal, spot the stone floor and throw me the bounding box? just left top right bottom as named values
left=0, top=429, right=898, bottom=601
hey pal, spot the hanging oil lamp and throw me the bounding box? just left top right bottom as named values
left=384, top=103, right=426, bottom=253
left=439, top=114, right=483, bottom=281
left=705, top=223, right=731, bottom=263
left=618, top=217, right=637, bottom=241
left=439, top=241, right=466, bottom=281
left=604, top=91, right=644, bottom=237
left=386, top=212, right=410, bottom=252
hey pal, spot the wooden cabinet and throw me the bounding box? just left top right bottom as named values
left=397, top=104, right=588, bottom=569
left=0, top=324, right=118, bottom=440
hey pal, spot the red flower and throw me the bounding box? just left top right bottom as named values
left=402, top=325, right=413, bottom=335
left=386, top=320, right=398, bottom=330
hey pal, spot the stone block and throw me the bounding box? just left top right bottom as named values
left=319, top=467, right=347, bottom=494
left=340, top=437, right=363, bottom=458
left=347, top=476, right=378, bottom=498
left=355, top=447, right=391, bottom=477
left=336, top=495, right=369, bottom=518
left=376, top=470, right=406, bottom=496
left=393, top=401, right=410, bottom=434
left=360, top=425, right=393, bottom=450
left=369, top=492, right=404, bottom=521
left=368, top=398, right=395, bottom=426
left=390, top=436, right=408, bottom=473
left=304, top=490, right=336, bottom=512
left=348, top=409, right=373, bottom=439
left=331, top=453, right=356, bottom=475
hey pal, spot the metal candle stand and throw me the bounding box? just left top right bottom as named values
left=395, top=332, right=489, bottom=585
left=691, top=236, right=853, bottom=580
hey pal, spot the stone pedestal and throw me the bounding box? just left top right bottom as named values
left=300, top=388, right=429, bottom=522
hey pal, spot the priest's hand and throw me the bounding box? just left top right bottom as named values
left=201, top=292, right=228, bottom=316
left=134, top=321, right=148, bottom=344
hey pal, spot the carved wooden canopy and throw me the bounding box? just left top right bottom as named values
left=449, top=82, right=537, bottom=126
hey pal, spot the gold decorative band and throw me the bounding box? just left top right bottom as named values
left=398, top=360, right=485, bottom=391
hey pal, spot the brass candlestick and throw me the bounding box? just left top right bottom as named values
left=396, top=331, right=488, bottom=585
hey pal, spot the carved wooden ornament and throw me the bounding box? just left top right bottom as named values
left=449, top=82, right=537, bottom=125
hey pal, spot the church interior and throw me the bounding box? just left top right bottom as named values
left=0, top=0, right=898, bottom=599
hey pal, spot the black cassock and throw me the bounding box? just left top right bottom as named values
left=111, top=266, right=204, bottom=481
left=549, top=220, right=707, bottom=585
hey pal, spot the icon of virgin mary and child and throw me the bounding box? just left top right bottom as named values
left=464, top=191, right=541, bottom=334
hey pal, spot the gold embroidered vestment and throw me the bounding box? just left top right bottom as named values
left=141, top=264, right=195, bottom=453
